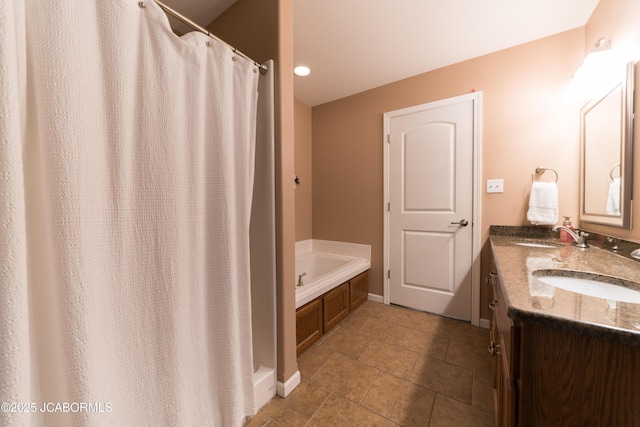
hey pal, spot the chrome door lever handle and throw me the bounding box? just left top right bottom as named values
left=450, top=219, right=469, bottom=227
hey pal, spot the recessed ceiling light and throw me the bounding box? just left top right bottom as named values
left=294, top=65, right=311, bottom=77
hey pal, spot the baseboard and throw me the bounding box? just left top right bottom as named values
left=367, top=293, right=384, bottom=303
left=276, top=370, right=300, bottom=398
left=479, top=318, right=490, bottom=329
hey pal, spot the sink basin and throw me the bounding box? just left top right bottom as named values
left=513, top=240, right=559, bottom=249
left=533, top=270, right=640, bottom=304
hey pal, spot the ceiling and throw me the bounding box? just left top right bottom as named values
left=160, top=0, right=600, bottom=107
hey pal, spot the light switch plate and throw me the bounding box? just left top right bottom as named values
left=487, top=179, right=504, bottom=193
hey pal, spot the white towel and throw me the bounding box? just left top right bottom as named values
left=606, top=178, right=620, bottom=215
left=527, top=181, right=558, bottom=225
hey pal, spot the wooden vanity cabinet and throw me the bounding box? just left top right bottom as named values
left=490, top=252, right=640, bottom=426
left=518, top=322, right=640, bottom=425
left=489, top=265, right=520, bottom=427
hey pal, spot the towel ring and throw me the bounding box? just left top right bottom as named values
left=531, top=166, right=558, bottom=183
left=610, top=164, right=620, bottom=182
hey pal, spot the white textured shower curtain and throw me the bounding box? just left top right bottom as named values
left=1, top=1, right=259, bottom=425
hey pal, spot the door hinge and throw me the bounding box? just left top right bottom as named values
left=387, top=202, right=390, bottom=211
left=387, top=134, right=391, bottom=144
left=388, top=270, right=391, bottom=279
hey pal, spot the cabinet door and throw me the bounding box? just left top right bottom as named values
left=489, top=271, right=502, bottom=423
left=499, top=331, right=517, bottom=426
left=349, top=271, right=369, bottom=311
left=323, top=282, right=350, bottom=333
left=296, top=298, right=323, bottom=356
left=490, top=263, right=519, bottom=426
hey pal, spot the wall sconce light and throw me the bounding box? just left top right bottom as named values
left=566, top=37, right=622, bottom=102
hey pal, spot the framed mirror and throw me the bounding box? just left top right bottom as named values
left=579, top=61, right=635, bottom=229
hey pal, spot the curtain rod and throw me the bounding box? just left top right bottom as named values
left=151, top=0, right=268, bottom=74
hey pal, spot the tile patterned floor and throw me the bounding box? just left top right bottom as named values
left=247, top=301, right=495, bottom=427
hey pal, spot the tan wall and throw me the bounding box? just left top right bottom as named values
left=582, top=0, right=640, bottom=240
left=209, top=0, right=298, bottom=384
left=206, top=0, right=640, bottom=383
left=312, top=29, right=586, bottom=320
left=294, top=99, right=313, bottom=241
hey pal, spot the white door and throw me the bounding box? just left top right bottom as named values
left=384, top=94, right=479, bottom=320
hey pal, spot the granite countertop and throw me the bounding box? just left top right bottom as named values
left=490, top=231, right=640, bottom=346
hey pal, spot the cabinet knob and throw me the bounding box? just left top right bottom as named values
left=488, top=341, right=502, bottom=356
left=489, top=271, right=498, bottom=285
left=489, top=300, right=498, bottom=310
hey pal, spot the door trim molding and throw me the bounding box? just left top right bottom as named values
left=382, top=92, right=482, bottom=326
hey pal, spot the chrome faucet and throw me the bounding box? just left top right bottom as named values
left=553, top=225, right=589, bottom=249
left=297, top=273, right=307, bottom=287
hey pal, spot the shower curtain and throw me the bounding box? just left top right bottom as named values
left=1, top=1, right=259, bottom=425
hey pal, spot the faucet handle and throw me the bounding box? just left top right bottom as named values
left=575, top=231, right=589, bottom=248
left=605, top=236, right=619, bottom=252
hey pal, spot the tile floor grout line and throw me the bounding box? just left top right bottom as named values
left=303, top=390, right=335, bottom=427
left=308, top=345, right=339, bottom=382
left=426, top=392, right=440, bottom=426
left=354, top=369, right=396, bottom=425
left=356, top=356, right=380, bottom=405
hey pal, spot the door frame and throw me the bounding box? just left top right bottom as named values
left=382, top=92, right=482, bottom=326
